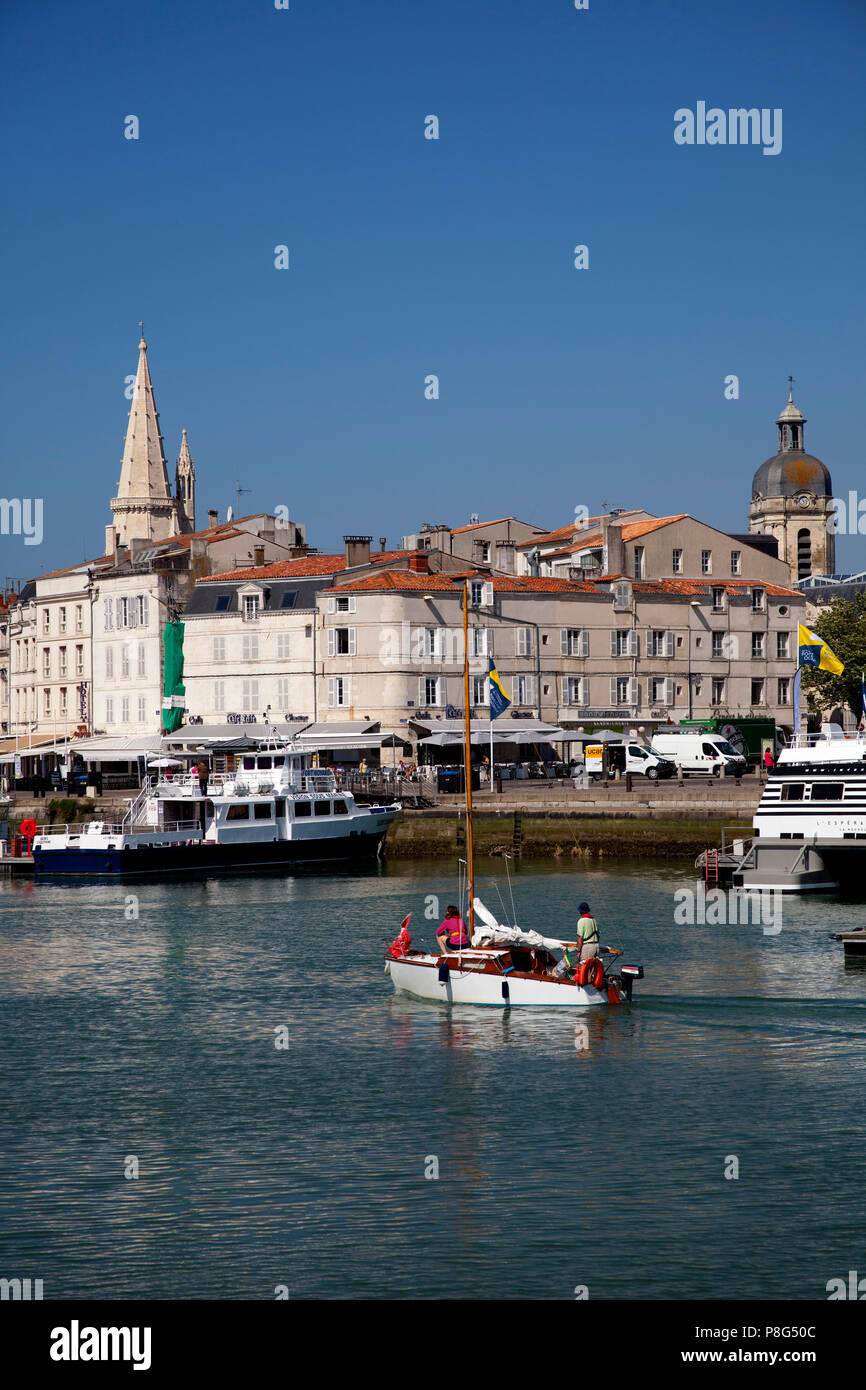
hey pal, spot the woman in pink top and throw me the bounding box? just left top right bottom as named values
left=436, top=905, right=470, bottom=952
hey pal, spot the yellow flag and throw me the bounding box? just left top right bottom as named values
left=798, top=623, right=844, bottom=676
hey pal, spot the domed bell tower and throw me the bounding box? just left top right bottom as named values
left=748, top=382, right=835, bottom=581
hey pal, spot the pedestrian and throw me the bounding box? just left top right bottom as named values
left=763, top=747, right=775, bottom=774
left=576, top=901, right=600, bottom=961
left=196, top=756, right=210, bottom=797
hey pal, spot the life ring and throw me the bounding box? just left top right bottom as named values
left=576, top=958, right=604, bottom=990
left=19, top=818, right=38, bottom=839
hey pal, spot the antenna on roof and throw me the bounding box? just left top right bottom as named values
left=235, top=480, right=252, bottom=515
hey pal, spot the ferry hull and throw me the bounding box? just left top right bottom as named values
left=386, top=956, right=620, bottom=1008
left=33, top=830, right=389, bottom=877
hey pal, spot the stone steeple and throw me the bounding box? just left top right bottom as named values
left=175, top=427, right=196, bottom=533
left=111, top=330, right=182, bottom=544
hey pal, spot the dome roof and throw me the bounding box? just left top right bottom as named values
left=751, top=451, right=832, bottom=500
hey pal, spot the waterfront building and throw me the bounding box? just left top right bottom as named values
left=748, top=385, right=835, bottom=581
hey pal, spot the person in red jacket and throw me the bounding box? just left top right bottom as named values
left=436, top=905, right=470, bottom=952
left=764, top=747, right=775, bottom=773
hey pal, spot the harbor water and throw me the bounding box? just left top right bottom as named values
left=1, top=859, right=865, bottom=1300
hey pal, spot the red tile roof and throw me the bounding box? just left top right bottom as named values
left=451, top=517, right=544, bottom=535
left=331, top=571, right=803, bottom=600
left=203, top=549, right=421, bottom=584
left=517, top=510, right=653, bottom=548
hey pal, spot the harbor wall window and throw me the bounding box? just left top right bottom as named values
left=328, top=676, right=350, bottom=707
left=752, top=633, right=765, bottom=659
left=701, top=550, right=712, bottom=575
left=671, top=549, right=683, bottom=574
left=711, top=678, right=725, bottom=703
left=242, top=634, right=260, bottom=662
left=777, top=677, right=791, bottom=704
left=213, top=680, right=225, bottom=712
left=731, top=551, right=741, bottom=575
left=328, top=627, right=356, bottom=656
left=561, top=628, right=589, bottom=657
left=276, top=633, right=291, bottom=661
left=712, top=587, right=725, bottom=611
left=213, top=636, right=226, bottom=662
left=242, top=679, right=260, bottom=712
left=751, top=679, right=764, bottom=705
left=776, top=631, right=790, bottom=659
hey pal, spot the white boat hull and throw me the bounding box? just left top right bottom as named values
left=386, top=954, right=621, bottom=1008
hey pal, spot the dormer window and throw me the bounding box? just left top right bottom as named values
left=243, top=594, right=260, bottom=622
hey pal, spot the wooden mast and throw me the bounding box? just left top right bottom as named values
left=462, top=581, right=475, bottom=936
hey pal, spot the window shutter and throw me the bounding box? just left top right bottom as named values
left=142, top=596, right=149, bottom=627
left=349, top=595, right=356, bottom=613
left=419, top=676, right=425, bottom=705
left=561, top=629, right=569, bottom=656
left=348, top=628, right=356, bottom=656
left=328, top=678, right=335, bottom=708
left=327, top=595, right=335, bottom=614
left=479, top=628, right=487, bottom=656
left=327, top=629, right=335, bottom=657
left=610, top=677, right=618, bottom=704
left=665, top=678, right=675, bottom=706
left=115, top=597, right=123, bottom=627
left=524, top=676, right=535, bottom=704
left=580, top=629, right=589, bottom=657
left=128, top=601, right=137, bottom=629
left=104, top=596, right=112, bottom=630
left=561, top=676, right=568, bottom=705
left=628, top=630, right=639, bottom=657
left=610, top=631, right=617, bottom=657
left=665, top=629, right=675, bottom=658
left=481, top=582, right=493, bottom=607
left=629, top=677, right=639, bottom=706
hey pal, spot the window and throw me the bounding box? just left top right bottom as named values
left=421, top=676, right=441, bottom=706
left=776, top=631, right=790, bottom=660
left=515, top=674, right=534, bottom=704
left=105, top=647, right=114, bottom=679
left=121, top=696, right=129, bottom=724
left=615, top=676, right=630, bottom=704
left=751, top=588, right=765, bottom=612
left=671, top=549, right=683, bottom=574
left=712, top=632, right=724, bottom=658
left=633, top=546, right=644, bottom=580
left=59, top=606, right=67, bottom=633
left=135, top=595, right=149, bottom=627
left=422, top=627, right=440, bottom=660
left=243, top=594, right=260, bottom=622
left=561, top=628, right=589, bottom=657
left=329, top=594, right=356, bottom=614
left=328, top=676, right=349, bottom=707
left=242, top=679, right=259, bottom=712
left=751, top=679, right=764, bottom=705
left=329, top=627, right=355, bottom=656
left=213, top=680, right=225, bottom=712
left=242, top=634, right=260, bottom=662
left=42, top=647, right=51, bottom=678
left=731, top=551, right=741, bottom=575
left=43, top=687, right=51, bottom=716
left=472, top=675, right=488, bottom=705
left=116, top=597, right=130, bottom=629
left=104, top=596, right=113, bottom=631
left=701, top=550, right=712, bottom=575
left=294, top=801, right=311, bottom=817
left=314, top=801, right=331, bottom=817
left=612, top=629, right=632, bottom=657
left=333, top=800, right=348, bottom=816
left=254, top=802, right=272, bottom=819
left=75, top=645, right=84, bottom=676
left=280, top=593, right=295, bottom=609
left=811, top=783, right=845, bottom=801
left=213, top=636, right=226, bottom=662
left=276, top=633, right=291, bottom=661
left=42, top=609, right=50, bottom=634
left=215, top=595, right=230, bottom=612
left=562, top=676, right=583, bottom=705
left=226, top=803, right=251, bottom=820
left=712, top=678, right=725, bottom=704
left=797, top=528, right=812, bottom=580
left=752, top=633, right=765, bottom=659
left=649, top=629, right=674, bottom=658
left=137, top=643, right=145, bottom=678
left=781, top=783, right=804, bottom=801
left=105, top=697, right=114, bottom=724
left=777, top=677, right=790, bottom=704
left=58, top=646, right=68, bottom=677
left=712, top=587, right=725, bottom=612
left=138, top=696, right=147, bottom=722
left=59, top=688, right=67, bottom=715
left=121, top=645, right=130, bottom=679
left=276, top=677, right=290, bottom=708
left=516, top=627, right=533, bottom=656
left=468, top=627, right=487, bottom=658
left=75, top=605, right=83, bottom=632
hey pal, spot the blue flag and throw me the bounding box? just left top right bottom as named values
left=488, top=657, right=511, bottom=719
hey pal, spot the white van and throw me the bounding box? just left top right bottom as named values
left=583, top=741, right=676, bottom=781
left=651, top=732, right=748, bottom=777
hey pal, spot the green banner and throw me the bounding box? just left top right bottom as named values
left=162, top=621, right=186, bottom=733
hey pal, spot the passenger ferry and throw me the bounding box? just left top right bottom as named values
left=32, top=744, right=400, bottom=876
left=733, top=723, right=866, bottom=891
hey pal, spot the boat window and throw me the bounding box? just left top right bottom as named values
left=332, top=800, right=348, bottom=815
left=275, top=799, right=286, bottom=818
left=257, top=756, right=272, bottom=769
left=242, top=756, right=256, bottom=770
left=226, top=803, right=251, bottom=820
left=314, top=801, right=331, bottom=816
left=780, top=783, right=805, bottom=801
left=294, top=801, right=311, bottom=817
left=810, top=783, right=845, bottom=800
left=254, top=802, right=272, bottom=819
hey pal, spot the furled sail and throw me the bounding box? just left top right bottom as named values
left=471, top=897, right=569, bottom=952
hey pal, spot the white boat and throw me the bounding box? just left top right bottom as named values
left=384, top=582, right=644, bottom=1007
left=32, top=741, right=400, bottom=876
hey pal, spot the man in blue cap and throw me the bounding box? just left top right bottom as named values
left=576, top=902, right=600, bottom=961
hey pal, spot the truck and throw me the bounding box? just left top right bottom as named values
left=650, top=731, right=748, bottom=777
left=672, top=717, right=781, bottom=769
left=583, top=739, right=676, bottom=781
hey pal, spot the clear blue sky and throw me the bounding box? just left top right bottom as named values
left=2, top=0, right=864, bottom=578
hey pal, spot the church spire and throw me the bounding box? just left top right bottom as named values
left=111, top=329, right=181, bottom=544
left=775, top=377, right=806, bottom=453
left=175, top=427, right=196, bottom=533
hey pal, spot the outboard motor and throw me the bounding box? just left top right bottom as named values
left=619, top=963, right=644, bottom=1001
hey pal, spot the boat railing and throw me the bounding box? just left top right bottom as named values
left=35, top=817, right=204, bottom=839
left=789, top=730, right=866, bottom=749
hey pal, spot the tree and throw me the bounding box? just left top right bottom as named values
left=800, top=593, right=866, bottom=721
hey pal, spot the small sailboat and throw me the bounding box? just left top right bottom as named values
left=385, top=583, right=645, bottom=1008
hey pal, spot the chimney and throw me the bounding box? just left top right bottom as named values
left=344, top=534, right=372, bottom=568
left=253, top=545, right=265, bottom=568
left=408, top=551, right=430, bottom=573
left=379, top=536, right=387, bottom=553
left=496, top=540, right=515, bottom=574
left=601, top=516, right=625, bottom=575
left=207, top=508, right=219, bottom=529
left=105, top=525, right=116, bottom=556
